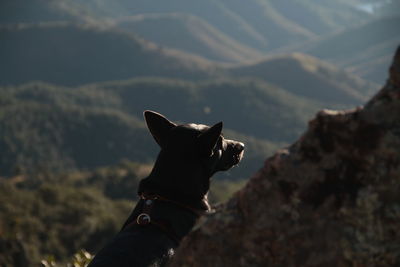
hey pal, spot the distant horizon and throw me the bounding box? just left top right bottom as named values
left=355, top=0, right=392, bottom=14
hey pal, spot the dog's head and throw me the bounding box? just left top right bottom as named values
left=144, top=110, right=244, bottom=173
left=139, top=110, right=244, bottom=209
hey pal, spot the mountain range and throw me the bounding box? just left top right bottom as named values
left=0, top=22, right=217, bottom=86
left=0, top=79, right=290, bottom=179
left=59, top=0, right=371, bottom=50
left=0, top=0, right=391, bottom=179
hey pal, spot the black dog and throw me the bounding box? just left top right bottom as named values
left=88, top=110, right=244, bottom=267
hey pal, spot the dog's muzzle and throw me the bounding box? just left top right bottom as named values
left=218, top=140, right=244, bottom=171
left=232, top=142, right=245, bottom=165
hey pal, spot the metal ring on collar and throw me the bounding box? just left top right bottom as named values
left=136, top=213, right=151, bottom=225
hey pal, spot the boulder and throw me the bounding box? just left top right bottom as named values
left=169, top=46, right=400, bottom=266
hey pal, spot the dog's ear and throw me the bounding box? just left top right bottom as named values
left=144, top=110, right=176, bottom=147
left=197, top=122, right=223, bottom=157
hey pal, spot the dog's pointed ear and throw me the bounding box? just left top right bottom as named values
left=197, top=122, right=223, bottom=157
left=144, top=110, right=176, bottom=147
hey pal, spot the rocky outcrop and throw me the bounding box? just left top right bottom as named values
left=169, top=46, right=400, bottom=267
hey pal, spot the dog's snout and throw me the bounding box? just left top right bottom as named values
left=235, top=142, right=245, bottom=152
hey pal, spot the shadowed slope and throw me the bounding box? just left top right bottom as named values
left=0, top=22, right=216, bottom=86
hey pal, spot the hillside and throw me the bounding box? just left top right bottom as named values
left=266, top=0, right=368, bottom=35
left=0, top=20, right=375, bottom=104
left=0, top=0, right=76, bottom=24
left=95, top=77, right=320, bottom=141
left=115, top=13, right=264, bottom=63
left=0, top=158, right=247, bottom=266
left=60, top=0, right=371, bottom=51
left=0, top=82, right=154, bottom=176
left=0, top=0, right=380, bottom=72
left=229, top=53, right=378, bottom=104
left=0, top=80, right=288, bottom=179
left=278, top=16, right=400, bottom=84
left=0, top=51, right=375, bottom=178
left=0, top=0, right=381, bottom=83
left=0, top=22, right=217, bottom=86
left=378, top=0, right=400, bottom=16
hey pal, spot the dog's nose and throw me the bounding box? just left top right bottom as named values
left=235, top=142, right=245, bottom=152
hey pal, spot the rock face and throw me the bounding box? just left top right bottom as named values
left=169, top=46, right=400, bottom=267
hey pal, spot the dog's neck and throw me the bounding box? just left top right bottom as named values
left=138, top=177, right=211, bottom=212
left=138, top=150, right=212, bottom=211
left=120, top=148, right=212, bottom=244
left=121, top=193, right=202, bottom=244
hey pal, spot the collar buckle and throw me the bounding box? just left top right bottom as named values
left=136, top=213, right=151, bottom=225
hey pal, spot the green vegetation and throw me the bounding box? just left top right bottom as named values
left=0, top=161, right=246, bottom=266
left=0, top=173, right=133, bottom=266
left=0, top=64, right=372, bottom=178
left=1, top=76, right=327, bottom=178
left=41, top=250, right=93, bottom=267
left=97, top=77, right=321, bottom=140
left=0, top=82, right=153, bottom=176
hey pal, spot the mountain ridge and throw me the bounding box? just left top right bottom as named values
left=0, top=21, right=218, bottom=86
left=273, top=16, right=400, bottom=84
left=114, top=13, right=265, bottom=63
left=229, top=53, right=378, bottom=104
